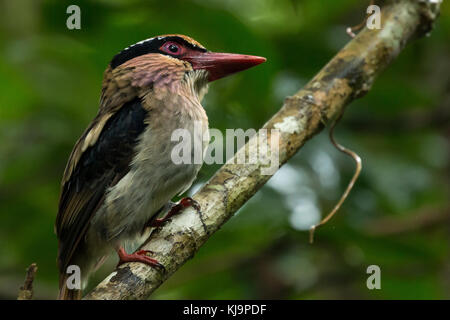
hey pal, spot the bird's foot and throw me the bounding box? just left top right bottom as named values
left=150, top=197, right=200, bottom=227
left=116, top=247, right=165, bottom=270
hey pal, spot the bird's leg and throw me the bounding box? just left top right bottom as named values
left=150, top=197, right=200, bottom=228
left=116, top=246, right=164, bottom=269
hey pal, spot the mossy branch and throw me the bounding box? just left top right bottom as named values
left=18, top=263, right=38, bottom=300
left=84, top=0, right=441, bottom=300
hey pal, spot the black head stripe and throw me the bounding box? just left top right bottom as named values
left=110, top=36, right=206, bottom=69
left=110, top=37, right=163, bottom=69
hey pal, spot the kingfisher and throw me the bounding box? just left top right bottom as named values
left=55, top=34, right=266, bottom=299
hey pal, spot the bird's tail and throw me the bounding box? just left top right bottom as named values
left=58, top=274, right=82, bottom=300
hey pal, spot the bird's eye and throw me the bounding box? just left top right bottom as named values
left=168, top=44, right=178, bottom=53
left=161, top=42, right=184, bottom=55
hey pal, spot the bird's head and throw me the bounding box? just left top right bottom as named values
left=103, top=34, right=266, bottom=102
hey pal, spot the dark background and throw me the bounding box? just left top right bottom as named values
left=0, top=0, right=449, bottom=299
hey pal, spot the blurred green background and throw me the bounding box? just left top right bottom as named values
left=0, top=0, right=449, bottom=299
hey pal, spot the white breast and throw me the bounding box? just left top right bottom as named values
left=90, top=94, right=209, bottom=244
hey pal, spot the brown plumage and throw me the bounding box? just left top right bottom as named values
left=55, top=34, right=265, bottom=299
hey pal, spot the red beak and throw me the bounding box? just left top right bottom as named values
left=183, top=52, right=266, bottom=82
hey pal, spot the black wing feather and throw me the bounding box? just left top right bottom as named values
left=57, top=97, right=148, bottom=271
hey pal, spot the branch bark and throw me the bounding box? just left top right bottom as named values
left=85, top=0, right=441, bottom=300
left=17, top=263, right=37, bottom=300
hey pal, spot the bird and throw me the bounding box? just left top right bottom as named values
left=55, top=34, right=266, bottom=300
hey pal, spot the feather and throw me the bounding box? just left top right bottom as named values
left=55, top=97, right=148, bottom=274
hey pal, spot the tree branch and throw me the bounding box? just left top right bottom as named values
left=17, top=263, right=37, bottom=300
left=84, top=0, right=441, bottom=300
left=367, top=206, right=450, bottom=236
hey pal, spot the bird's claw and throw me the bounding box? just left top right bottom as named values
left=116, top=247, right=165, bottom=271
left=135, top=249, right=155, bottom=256
left=179, top=197, right=200, bottom=212
left=150, top=197, right=200, bottom=227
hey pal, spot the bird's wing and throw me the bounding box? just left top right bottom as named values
left=55, top=97, right=148, bottom=271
